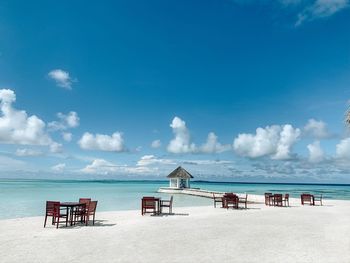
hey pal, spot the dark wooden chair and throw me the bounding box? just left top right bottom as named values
left=44, top=201, right=68, bottom=229
left=213, top=193, right=223, bottom=208
left=273, top=194, right=283, bottom=207
left=314, top=194, right=323, bottom=206
left=84, top=201, right=98, bottom=226
left=264, top=193, right=272, bottom=206
left=301, top=194, right=314, bottom=205
left=74, top=198, right=91, bottom=224
left=223, top=193, right=239, bottom=209
left=141, top=197, right=157, bottom=215
left=282, top=194, right=289, bottom=207
left=160, top=196, right=173, bottom=214
left=238, top=193, right=248, bottom=209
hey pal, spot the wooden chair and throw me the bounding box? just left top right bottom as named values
left=301, top=194, right=314, bottom=205
left=314, top=194, right=323, bottom=206
left=74, top=198, right=91, bottom=224
left=238, top=193, right=248, bottom=209
left=282, top=194, right=289, bottom=207
left=223, top=193, right=239, bottom=209
left=273, top=194, right=283, bottom=207
left=84, top=201, right=98, bottom=226
left=213, top=193, right=223, bottom=208
left=141, top=197, right=157, bottom=215
left=264, top=193, right=272, bottom=206
left=160, top=196, right=173, bottom=214
left=44, top=201, right=68, bottom=229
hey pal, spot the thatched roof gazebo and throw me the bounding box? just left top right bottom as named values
left=167, top=166, right=193, bottom=189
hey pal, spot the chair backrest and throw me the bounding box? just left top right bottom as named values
left=301, top=194, right=312, bottom=201
left=285, top=194, right=289, bottom=199
left=274, top=194, right=283, bottom=202
left=79, top=198, right=91, bottom=204
left=46, top=201, right=60, bottom=215
left=88, top=201, right=98, bottom=213
left=142, top=197, right=156, bottom=208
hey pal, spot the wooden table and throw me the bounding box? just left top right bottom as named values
left=60, top=202, right=85, bottom=226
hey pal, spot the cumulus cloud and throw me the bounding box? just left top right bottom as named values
left=167, top=117, right=196, bottom=154
left=48, top=69, right=75, bottom=90
left=200, top=132, right=231, bottom=153
left=48, top=111, right=80, bottom=131
left=151, top=139, right=161, bottom=148
left=0, top=89, right=57, bottom=148
left=81, top=159, right=119, bottom=175
left=233, top=124, right=301, bottom=160
left=15, top=148, right=43, bottom=157
left=307, top=141, right=325, bottom=163
left=51, top=163, right=66, bottom=172
left=78, top=132, right=124, bottom=152
left=137, top=155, right=175, bottom=166
left=167, top=117, right=229, bottom=154
left=49, top=142, right=63, bottom=153
left=336, top=138, right=350, bottom=159
left=62, top=132, right=72, bottom=142
left=296, top=0, right=349, bottom=26
left=304, top=119, right=330, bottom=139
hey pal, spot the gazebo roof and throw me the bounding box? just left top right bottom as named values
left=167, top=166, right=194, bottom=179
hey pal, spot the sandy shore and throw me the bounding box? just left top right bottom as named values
left=1, top=197, right=350, bottom=263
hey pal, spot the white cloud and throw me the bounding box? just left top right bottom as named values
left=296, top=0, right=349, bottom=26
left=0, top=89, right=56, bottom=148
left=336, top=138, right=350, bottom=159
left=167, top=117, right=196, bottom=154
left=200, top=132, right=231, bottom=153
left=233, top=124, right=301, bottom=160
left=167, top=117, right=234, bottom=154
left=304, top=119, right=330, bottom=139
left=62, top=132, right=72, bottom=142
left=48, top=111, right=80, bottom=131
left=48, top=69, right=75, bottom=90
left=15, top=148, right=43, bottom=157
left=51, top=163, right=66, bottom=172
left=137, top=155, right=175, bottom=166
left=50, top=142, right=63, bottom=153
left=151, top=139, right=161, bottom=148
left=81, top=159, right=119, bottom=175
left=307, top=141, right=325, bottom=163
left=78, top=132, right=125, bottom=152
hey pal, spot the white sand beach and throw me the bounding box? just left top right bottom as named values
left=1, top=197, right=350, bottom=263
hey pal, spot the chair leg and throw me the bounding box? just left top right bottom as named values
left=44, top=215, right=47, bottom=228
left=56, top=217, right=59, bottom=229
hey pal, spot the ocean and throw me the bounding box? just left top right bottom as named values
left=1, top=179, right=350, bottom=219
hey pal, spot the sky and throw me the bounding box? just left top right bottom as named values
left=0, top=0, right=350, bottom=183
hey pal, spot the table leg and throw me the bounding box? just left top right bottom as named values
left=66, top=207, right=69, bottom=227
left=70, top=207, right=73, bottom=226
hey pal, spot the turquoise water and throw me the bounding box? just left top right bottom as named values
left=0, top=179, right=350, bottom=220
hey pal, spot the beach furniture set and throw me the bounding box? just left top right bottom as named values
left=213, top=193, right=248, bottom=209
left=264, top=193, right=323, bottom=207
left=141, top=196, right=173, bottom=215
left=44, top=198, right=98, bottom=229
left=264, top=193, right=290, bottom=207
left=301, top=193, right=323, bottom=206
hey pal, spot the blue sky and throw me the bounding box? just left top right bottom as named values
left=0, top=0, right=350, bottom=182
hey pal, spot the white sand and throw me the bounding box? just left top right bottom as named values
left=1, top=197, right=350, bottom=263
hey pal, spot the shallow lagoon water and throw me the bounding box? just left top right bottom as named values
left=0, top=179, right=349, bottom=219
